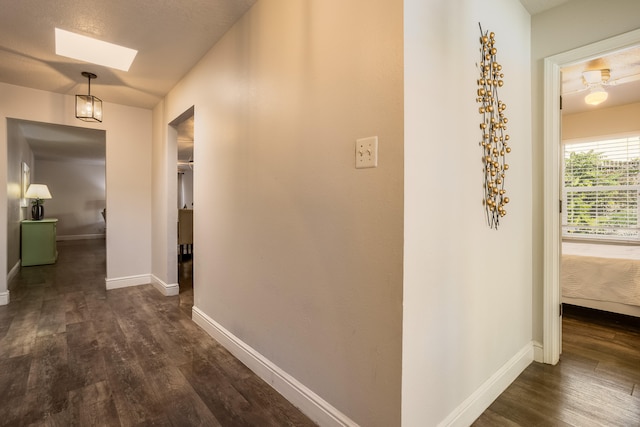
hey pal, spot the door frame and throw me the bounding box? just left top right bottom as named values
left=542, top=28, right=640, bottom=364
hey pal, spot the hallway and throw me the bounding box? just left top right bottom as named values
left=0, top=239, right=315, bottom=426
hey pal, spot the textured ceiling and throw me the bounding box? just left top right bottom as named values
left=0, top=0, right=256, bottom=109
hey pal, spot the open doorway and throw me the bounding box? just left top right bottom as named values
left=6, top=119, right=106, bottom=287
left=560, top=48, right=640, bottom=316
left=171, top=108, right=194, bottom=316
left=543, top=29, right=640, bottom=364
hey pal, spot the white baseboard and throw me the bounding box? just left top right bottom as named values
left=192, top=306, right=358, bottom=427
left=105, top=274, right=151, bottom=290
left=57, top=234, right=105, bottom=241
left=439, top=342, right=534, bottom=427
left=7, top=260, right=20, bottom=284
left=151, top=275, right=179, bottom=296
left=532, top=340, right=544, bottom=363
left=0, top=291, right=9, bottom=305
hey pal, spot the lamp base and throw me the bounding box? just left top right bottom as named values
left=31, top=203, right=44, bottom=221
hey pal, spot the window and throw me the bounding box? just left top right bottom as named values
left=563, top=136, right=640, bottom=241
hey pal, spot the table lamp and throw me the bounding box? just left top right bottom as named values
left=25, top=184, right=52, bottom=220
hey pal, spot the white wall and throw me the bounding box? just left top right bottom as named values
left=0, top=82, right=152, bottom=300
left=531, top=0, right=640, bottom=347
left=5, top=120, right=33, bottom=280
left=34, top=159, right=106, bottom=238
left=153, top=0, right=403, bottom=425
left=151, top=100, right=175, bottom=288
left=404, top=0, right=532, bottom=425
left=563, top=102, right=640, bottom=141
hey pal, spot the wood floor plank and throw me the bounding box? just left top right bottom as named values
left=36, top=297, right=67, bottom=337
left=0, top=321, right=38, bottom=358
left=27, top=332, right=71, bottom=419
left=67, top=381, right=122, bottom=427
left=0, top=354, right=32, bottom=400
left=64, top=291, right=90, bottom=325
left=146, top=365, right=223, bottom=426
left=66, top=321, right=108, bottom=389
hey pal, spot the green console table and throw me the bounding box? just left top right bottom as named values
left=21, top=219, right=58, bottom=266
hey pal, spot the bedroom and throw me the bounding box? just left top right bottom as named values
left=560, top=44, right=640, bottom=318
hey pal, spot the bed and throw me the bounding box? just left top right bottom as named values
left=561, top=242, right=640, bottom=317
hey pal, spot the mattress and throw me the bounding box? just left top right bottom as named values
left=561, top=254, right=640, bottom=307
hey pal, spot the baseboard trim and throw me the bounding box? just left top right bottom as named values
left=532, top=340, right=544, bottom=363
left=0, top=291, right=9, bottom=305
left=192, top=306, right=358, bottom=427
left=150, top=275, right=179, bottom=296
left=7, top=260, right=20, bottom=285
left=105, top=274, right=151, bottom=290
left=439, top=342, right=534, bottom=427
left=57, top=234, right=105, bottom=241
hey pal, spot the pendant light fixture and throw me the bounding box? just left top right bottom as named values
left=76, top=71, right=103, bottom=122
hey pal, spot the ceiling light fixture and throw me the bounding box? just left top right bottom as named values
left=55, top=28, right=137, bottom=71
left=584, top=84, right=608, bottom=106
left=76, top=72, right=103, bottom=122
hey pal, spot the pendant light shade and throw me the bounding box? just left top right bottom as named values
left=76, top=71, right=103, bottom=122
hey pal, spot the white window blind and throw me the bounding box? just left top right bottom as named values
left=563, top=136, right=640, bottom=240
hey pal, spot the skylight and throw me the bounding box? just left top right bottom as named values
left=55, top=28, right=137, bottom=72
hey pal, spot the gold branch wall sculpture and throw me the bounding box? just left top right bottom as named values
left=477, top=24, right=511, bottom=230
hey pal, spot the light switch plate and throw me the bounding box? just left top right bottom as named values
left=355, top=136, right=378, bottom=169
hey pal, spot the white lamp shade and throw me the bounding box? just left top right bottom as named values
left=25, top=184, right=52, bottom=200
left=584, top=85, right=608, bottom=106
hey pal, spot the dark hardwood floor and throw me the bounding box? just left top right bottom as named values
left=474, top=305, right=640, bottom=426
left=0, top=239, right=316, bottom=426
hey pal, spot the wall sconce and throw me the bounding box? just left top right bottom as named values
left=25, top=184, right=52, bottom=221
left=76, top=71, right=103, bottom=122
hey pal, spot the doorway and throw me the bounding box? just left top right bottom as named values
left=170, top=108, right=194, bottom=315
left=543, top=28, right=640, bottom=364
left=6, top=119, right=106, bottom=287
